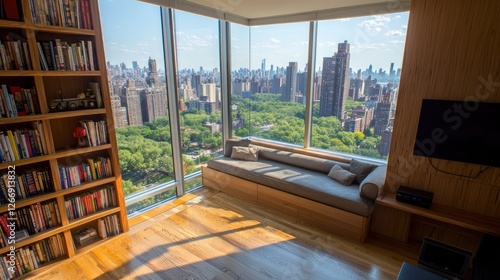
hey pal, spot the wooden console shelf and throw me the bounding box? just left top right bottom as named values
left=377, top=193, right=500, bottom=236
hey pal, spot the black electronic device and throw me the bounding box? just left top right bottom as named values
left=396, top=186, right=434, bottom=208
left=417, top=237, right=472, bottom=280
left=413, top=99, right=500, bottom=168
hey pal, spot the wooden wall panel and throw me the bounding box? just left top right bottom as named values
left=373, top=0, right=500, bottom=238
left=371, top=205, right=411, bottom=242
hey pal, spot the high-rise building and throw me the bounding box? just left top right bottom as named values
left=121, top=80, right=143, bottom=126
left=111, top=94, right=127, bottom=128
left=378, top=127, right=393, bottom=156
left=261, top=59, right=266, bottom=78
left=146, top=57, right=161, bottom=87
left=272, top=76, right=284, bottom=94
left=351, top=73, right=365, bottom=101
left=297, top=72, right=307, bottom=98
left=319, top=40, right=351, bottom=119
left=374, top=102, right=393, bottom=135
left=201, top=83, right=217, bottom=102
left=283, top=62, right=298, bottom=102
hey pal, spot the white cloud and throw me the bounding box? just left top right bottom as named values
left=351, top=43, right=386, bottom=50
left=338, top=18, right=350, bottom=22
left=390, top=40, right=405, bottom=45
left=270, top=37, right=280, bottom=44
left=359, top=15, right=391, bottom=32
left=384, top=30, right=405, bottom=37
left=393, top=15, right=401, bottom=19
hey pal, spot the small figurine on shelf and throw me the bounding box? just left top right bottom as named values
left=73, top=126, right=89, bottom=147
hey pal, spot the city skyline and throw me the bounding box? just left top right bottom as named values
left=99, top=0, right=408, bottom=73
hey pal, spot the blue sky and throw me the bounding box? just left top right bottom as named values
left=99, top=0, right=408, bottom=73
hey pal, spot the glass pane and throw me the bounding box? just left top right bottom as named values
left=230, top=23, right=250, bottom=138
left=241, top=23, right=309, bottom=145
left=312, top=12, right=409, bottom=159
left=175, top=11, right=222, bottom=176
left=126, top=188, right=177, bottom=215
left=99, top=0, right=175, bottom=207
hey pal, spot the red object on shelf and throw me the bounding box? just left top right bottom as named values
left=4, top=0, right=21, bottom=21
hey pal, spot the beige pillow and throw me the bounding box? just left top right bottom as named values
left=327, top=164, right=356, bottom=186
left=231, top=146, right=259, bottom=161
left=349, top=159, right=377, bottom=184
left=224, top=139, right=250, bottom=157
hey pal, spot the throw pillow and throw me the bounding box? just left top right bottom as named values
left=224, top=138, right=250, bottom=157
left=231, top=146, right=259, bottom=161
left=350, top=159, right=377, bottom=184
left=327, top=164, right=356, bottom=186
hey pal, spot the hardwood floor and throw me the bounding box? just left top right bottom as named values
left=33, top=187, right=414, bottom=280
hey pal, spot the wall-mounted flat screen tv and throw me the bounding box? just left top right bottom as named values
left=413, top=99, right=500, bottom=168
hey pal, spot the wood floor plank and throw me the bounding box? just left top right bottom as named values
left=32, top=188, right=412, bottom=280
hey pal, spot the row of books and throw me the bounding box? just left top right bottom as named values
left=0, top=199, right=61, bottom=238
left=59, top=156, right=112, bottom=189
left=0, top=85, right=40, bottom=118
left=0, top=39, right=32, bottom=70
left=97, top=214, right=120, bottom=239
left=37, top=39, right=95, bottom=71
left=0, top=167, right=53, bottom=204
left=79, top=119, right=108, bottom=147
left=0, top=121, right=48, bottom=163
left=29, top=0, right=93, bottom=29
left=64, top=184, right=116, bottom=221
left=0, top=233, right=66, bottom=279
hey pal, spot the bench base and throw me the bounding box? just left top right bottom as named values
left=202, top=166, right=371, bottom=242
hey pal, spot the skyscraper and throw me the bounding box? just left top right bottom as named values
left=319, top=40, right=351, bottom=119
left=146, top=57, right=161, bottom=87
left=261, top=59, right=266, bottom=78
left=283, top=62, right=298, bottom=102
left=121, top=80, right=143, bottom=126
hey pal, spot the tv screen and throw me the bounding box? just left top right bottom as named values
left=418, top=237, right=472, bottom=279
left=413, top=99, right=500, bottom=168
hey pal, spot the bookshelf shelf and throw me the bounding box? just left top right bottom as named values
left=58, top=176, right=116, bottom=196
left=52, top=144, right=112, bottom=159
left=0, top=226, right=65, bottom=255
left=68, top=207, right=121, bottom=229
left=0, top=144, right=111, bottom=170
left=0, top=1, right=128, bottom=278
left=74, top=232, right=125, bottom=254
left=0, top=191, right=55, bottom=213
left=0, top=109, right=106, bottom=125
left=0, top=71, right=102, bottom=77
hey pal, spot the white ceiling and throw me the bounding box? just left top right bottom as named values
left=184, top=0, right=396, bottom=19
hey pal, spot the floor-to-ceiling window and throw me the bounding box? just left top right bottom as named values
left=310, top=13, right=409, bottom=160
left=99, top=0, right=409, bottom=216
left=99, top=0, right=176, bottom=214
left=231, top=23, right=309, bottom=146
left=175, top=10, right=223, bottom=177
left=230, top=23, right=250, bottom=137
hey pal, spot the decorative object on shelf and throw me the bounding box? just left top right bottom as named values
left=74, top=227, right=98, bottom=247
left=50, top=90, right=97, bottom=112
left=72, top=126, right=88, bottom=148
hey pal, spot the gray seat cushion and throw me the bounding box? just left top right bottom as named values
left=207, top=157, right=375, bottom=217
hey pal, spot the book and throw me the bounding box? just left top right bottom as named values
left=36, top=42, right=49, bottom=71
left=1, top=84, right=13, bottom=117
left=3, top=0, right=21, bottom=21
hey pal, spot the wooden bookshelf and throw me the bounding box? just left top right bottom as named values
left=0, top=0, right=128, bottom=278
